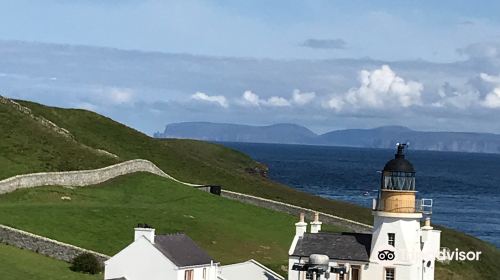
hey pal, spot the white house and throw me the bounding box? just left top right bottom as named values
left=105, top=225, right=219, bottom=280
left=288, top=144, right=441, bottom=280
left=218, top=259, right=284, bottom=280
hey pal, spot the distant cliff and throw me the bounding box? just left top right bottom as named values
left=317, top=126, right=500, bottom=153
left=155, top=122, right=317, bottom=144
left=156, top=122, right=500, bottom=154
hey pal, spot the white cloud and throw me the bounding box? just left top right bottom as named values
left=432, top=87, right=480, bottom=109
left=324, top=65, right=423, bottom=111
left=242, top=90, right=261, bottom=106
left=191, top=91, right=229, bottom=108
left=324, top=96, right=345, bottom=111
left=481, top=88, right=500, bottom=108
left=241, top=90, right=291, bottom=107
left=430, top=73, right=500, bottom=110
left=480, top=73, right=500, bottom=108
left=108, top=88, right=134, bottom=104
left=266, top=96, right=291, bottom=107
left=292, top=89, right=316, bottom=105
left=480, top=73, right=500, bottom=84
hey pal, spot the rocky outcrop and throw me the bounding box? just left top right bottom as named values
left=244, top=163, right=269, bottom=178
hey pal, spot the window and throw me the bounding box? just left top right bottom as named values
left=203, top=268, right=207, bottom=280
left=351, top=266, right=361, bottom=280
left=184, top=269, right=194, bottom=280
left=385, top=268, right=395, bottom=280
left=388, top=233, right=395, bottom=246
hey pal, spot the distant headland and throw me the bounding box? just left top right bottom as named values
left=155, top=122, right=500, bottom=154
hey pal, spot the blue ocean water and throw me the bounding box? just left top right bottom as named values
left=222, top=142, right=500, bottom=248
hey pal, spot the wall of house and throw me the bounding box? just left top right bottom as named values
left=0, top=159, right=200, bottom=195
left=0, top=224, right=109, bottom=264
left=177, top=265, right=218, bottom=280
left=105, top=237, right=177, bottom=280
left=221, top=190, right=372, bottom=233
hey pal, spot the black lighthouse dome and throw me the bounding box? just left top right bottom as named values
left=381, top=143, right=416, bottom=191
left=383, top=143, right=415, bottom=173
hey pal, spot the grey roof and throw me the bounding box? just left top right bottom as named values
left=291, top=232, right=372, bottom=262
left=154, top=233, right=214, bottom=267
left=219, top=259, right=284, bottom=280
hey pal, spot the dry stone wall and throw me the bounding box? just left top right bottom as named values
left=0, top=157, right=371, bottom=251
left=0, top=159, right=199, bottom=194
left=0, top=224, right=109, bottom=264
left=221, top=190, right=373, bottom=233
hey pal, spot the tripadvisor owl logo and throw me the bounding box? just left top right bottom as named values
left=378, top=250, right=395, bottom=261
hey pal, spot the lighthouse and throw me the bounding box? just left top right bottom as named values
left=287, top=144, right=441, bottom=280
left=369, top=143, right=441, bottom=280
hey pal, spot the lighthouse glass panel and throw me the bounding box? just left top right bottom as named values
left=383, top=172, right=415, bottom=191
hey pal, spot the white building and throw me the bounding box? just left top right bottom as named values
left=288, top=144, right=441, bottom=280
left=105, top=226, right=219, bottom=280
left=218, top=259, right=284, bottom=280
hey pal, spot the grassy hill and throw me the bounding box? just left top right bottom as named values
left=0, top=243, right=101, bottom=280
left=0, top=173, right=324, bottom=273
left=0, top=97, right=499, bottom=279
left=0, top=98, right=117, bottom=179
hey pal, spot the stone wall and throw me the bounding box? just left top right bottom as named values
left=0, top=224, right=109, bottom=264
left=0, top=159, right=199, bottom=194
left=0, top=157, right=371, bottom=238
left=221, top=190, right=373, bottom=233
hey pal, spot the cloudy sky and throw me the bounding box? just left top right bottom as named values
left=2, top=0, right=500, bottom=134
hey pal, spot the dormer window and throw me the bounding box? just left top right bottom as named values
left=388, top=233, right=395, bottom=246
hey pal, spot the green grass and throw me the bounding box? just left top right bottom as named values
left=14, top=100, right=373, bottom=225
left=0, top=99, right=117, bottom=179
left=0, top=99, right=499, bottom=279
left=0, top=243, right=101, bottom=280
left=0, top=173, right=344, bottom=274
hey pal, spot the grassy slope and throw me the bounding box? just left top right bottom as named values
left=18, top=100, right=373, bottom=225
left=0, top=243, right=101, bottom=280
left=0, top=99, right=497, bottom=279
left=0, top=173, right=340, bottom=274
left=0, top=100, right=117, bottom=179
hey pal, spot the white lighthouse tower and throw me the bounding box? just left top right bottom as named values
left=369, top=143, right=441, bottom=280
left=287, top=144, right=441, bottom=280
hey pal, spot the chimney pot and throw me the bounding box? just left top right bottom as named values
left=310, top=212, right=322, bottom=233
left=422, top=217, right=433, bottom=230
left=295, top=213, right=307, bottom=237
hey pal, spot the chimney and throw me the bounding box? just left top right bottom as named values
left=134, top=224, right=155, bottom=243
left=310, top=212, right=322, bottom=233
left=422, top=217, right=433, bottom=230
left=295, top=213, right=307, bottom=237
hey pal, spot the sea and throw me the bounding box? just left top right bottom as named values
left=221, top=142, right=500, bottom=248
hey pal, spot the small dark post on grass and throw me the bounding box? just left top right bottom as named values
left=195, top=185, right=222, bottom=196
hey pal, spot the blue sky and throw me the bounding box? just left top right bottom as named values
left=2, top=0, right=500, bottom=61
left=2, top=0, right=500, bottom=134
